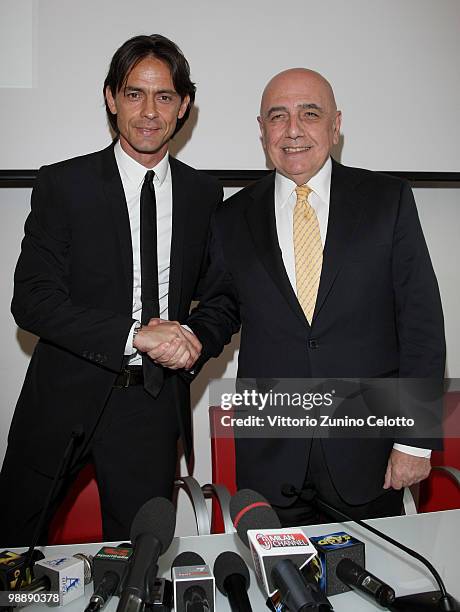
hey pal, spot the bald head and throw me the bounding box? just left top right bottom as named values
left=257, top=67, right=341, bottom=185
left=260, top=68, right=337, bottom=116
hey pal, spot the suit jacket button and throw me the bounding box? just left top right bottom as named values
left=308, top=339, right=319, bottom=349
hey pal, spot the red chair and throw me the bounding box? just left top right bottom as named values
left=48, top=463, right=103, bottom=544
left=209, top=406, right=237, bottom=533
left=418, top=391, right=460, bottom=512
left=47, top=469, right=215, bottom=544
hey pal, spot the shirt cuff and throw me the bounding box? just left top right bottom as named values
left=393, top=443, right=432, bottom=458
left=124, top=321, right=140, bottom=355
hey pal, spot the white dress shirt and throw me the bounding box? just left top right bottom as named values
left=274, top=157, right=430, bottom=458
left=114, top=141, right=172, bottom=366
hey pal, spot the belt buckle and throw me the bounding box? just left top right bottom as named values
left=123, top=367, right=131, bottom=388
left=114, top=368, right=131, bottom=389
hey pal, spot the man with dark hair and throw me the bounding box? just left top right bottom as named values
left=0, top=34, right=220, bottom=545
left=103, top=34, right=195, bottom=136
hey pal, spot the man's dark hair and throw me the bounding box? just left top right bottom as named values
left=103, top=34, right=196, bottom=136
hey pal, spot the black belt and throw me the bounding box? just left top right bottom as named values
left=113, top=366, right=144, bottom=388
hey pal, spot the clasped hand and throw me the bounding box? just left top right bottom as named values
left=133, top=318, right=201, bottom=370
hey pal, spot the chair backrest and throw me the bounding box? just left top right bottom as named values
left=48, top=463, right=103, bottom=544
left=209, top=406, right=237, bottom=532
left=418, top=391, right=460, bottom=512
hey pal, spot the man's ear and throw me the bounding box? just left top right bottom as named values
left=257, top=116, right=266, bottom=147
left=105, top=86, right=117, bottom=115
left=178, top=94, right=190, bottom=120
left=332, top=110, right=342, bottom=145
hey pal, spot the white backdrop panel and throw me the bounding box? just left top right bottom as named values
left=0, top=0, right=459, bottom=171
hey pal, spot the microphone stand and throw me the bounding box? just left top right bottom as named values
left=14, top=426, right=84, bottom=590
left=289, top=486, right=458, bottom=611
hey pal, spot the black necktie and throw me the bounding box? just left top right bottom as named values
left=140, top=170, right=163, bottom=397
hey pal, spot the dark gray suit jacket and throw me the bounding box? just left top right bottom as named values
left=189, top=159, right=445, bottom=505
left=9, top=143, right=222, bottom=474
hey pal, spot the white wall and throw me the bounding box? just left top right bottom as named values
left=0, top=0, right=459, bottom=171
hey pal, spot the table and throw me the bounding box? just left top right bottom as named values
left=6, top=509, right=460, bottom=611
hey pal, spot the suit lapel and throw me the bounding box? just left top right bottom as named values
left=313, top=160, right=365, bottom=320
left=100, top=144, right=133, bottom=304
left=168, top=157, right=188, bottom=320
left=245, top=173, right=309, bottom=327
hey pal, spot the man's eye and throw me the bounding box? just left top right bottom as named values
left=270, top=114, right=286, bottom=121
left=158, top=95, right=173, bottom=102
left=126, top=92, right=141, bottom=100
left=305, top=111, right=319, bottom=118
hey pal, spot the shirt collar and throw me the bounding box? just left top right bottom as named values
left=114, top=140, right=169, bottom=189
left=275, top=156, right=332, bottom=209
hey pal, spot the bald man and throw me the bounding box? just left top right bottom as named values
left=183, top=68, right=445, bottom=525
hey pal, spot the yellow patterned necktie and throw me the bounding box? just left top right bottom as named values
left=293, top=185, right=323, bottom=324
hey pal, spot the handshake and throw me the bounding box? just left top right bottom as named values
left=132, top=318, right=201, bottom=371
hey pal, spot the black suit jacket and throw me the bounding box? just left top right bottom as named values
left=9, top=144, right=222, bottom=475
left=188, top=159, right=445, bottom=505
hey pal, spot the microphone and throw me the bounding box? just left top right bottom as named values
left=116, top=497, right=176, bottom=612
left=86, top=573, right=120, bottom=612
left=0, top=550, right=45, bottom=590
left=11, top=552, right=91, bottom=612
left=32, top=554, right=87, bottom=605
left=230, top=489, right=331, bottom=611
left=336, top=558, right=396, bottom=607
left=73, top=553, right=94, bottom=584
left=230, top=488, right=281, bottom=547
left=282, top=483, right=460, bottom=612
left=171, top=551, right=214, bottom=612
left=213, top=551, right=252, bottom=612
left=85, top=545, right=133, bottom=612
left=306, top=530, right=365, bottom=597
left=270, top=559, right=331, bottom=612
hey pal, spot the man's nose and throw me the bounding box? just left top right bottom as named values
left=286, top=114, right=304, bottom=139
left=142, top=96, right=157, bottom=119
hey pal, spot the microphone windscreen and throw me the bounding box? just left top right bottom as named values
left=130, top=497, right=176, bottom=554
left=213, top=551, right=250, bottom=594
left=230, top=489, right=281, bottom=547
left=172, top=551, right=205, bottom=569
